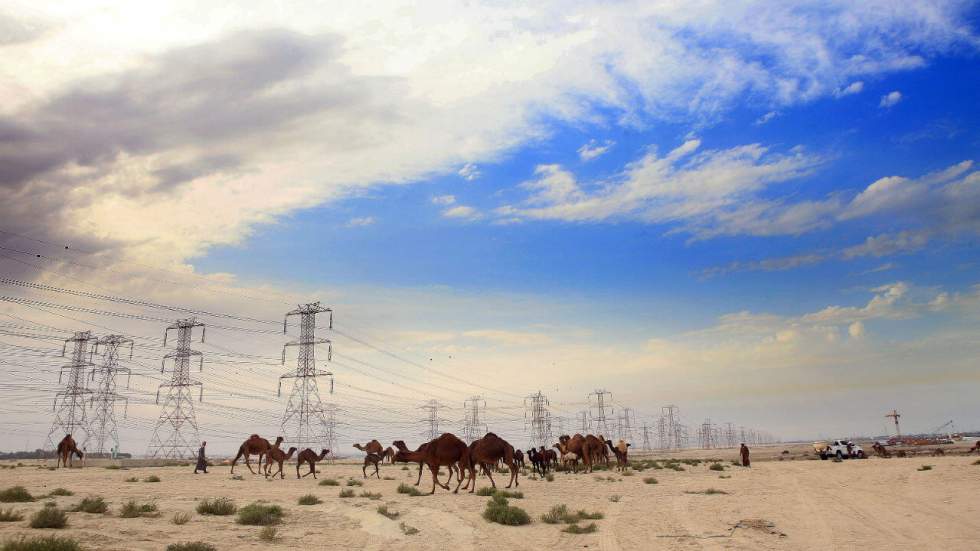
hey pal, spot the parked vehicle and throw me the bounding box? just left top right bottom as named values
left=818, top=439, right=864, bottom=460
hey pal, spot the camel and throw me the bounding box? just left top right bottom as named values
left=557, top=434, right=600, bottom=473
left=393, top=433, right=472, bottom=494
left=463, top=432, right=519, bottom=492
left=514, top=449, right=525, bottom=469
left=932, top=447, right=946, bottom=457
left=595, top=434, right=610, bottom=465
left=560, top=451, right=579, bottom=470
left=383, top=446, right=395, bottom=463
left=606, top=439, right=630, bottom=471
left=969, top=441, right=980, bottom=455
left=353, top=440, right=384, bottom=455
left=296, top=448, right=330, bottom=479
left=264, top=446, right=298, bottom=479
left=392, top=440, right=462, bottom=486
left=871, top=442, right=890, bottom=458
left=540, top=446, right=558, bottom=469
left=363, top=453, right=382, bottom=479
left=231, top=435, right=284, bottom=475
left=56, top=435, right=83, bottom=468
left=528, top=448, right=546, bottom=476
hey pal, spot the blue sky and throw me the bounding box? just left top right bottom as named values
left=2, top=2, right=980, bottom=448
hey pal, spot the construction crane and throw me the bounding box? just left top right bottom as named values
left=931, top=420, right=955, bottom=436
left=885, top=409, right=901, bottom=436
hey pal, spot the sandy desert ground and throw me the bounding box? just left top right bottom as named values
left=1, top=449, right=978, bottom=550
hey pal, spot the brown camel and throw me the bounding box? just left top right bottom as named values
left=872, top=442, right=890, bottom=458
left=296, top=448, right=330, bottom=479
left=594, top=434, right=610, bottom=465
left=383, top=447, right=395, bottom=463
left=363, top=453, right=382, bottom=479
left=557, top=434, right=600, bottom=473
left=56, top=434, right=83, bottom=469
left=932, top=447, right=946, bottom=457
left=231, top=435, right=284, bottom=474
left=393, top=433, right=472, bottom=494
left=969, top=441, right=980, bottom=455
left=264, top=446, right=298, bottom=479
left=463, top=432, right=519, bottom=492
left=353, top=440, right=384, bottom=455
left=605, top=439, right=630, bottom=471
left=392, top=440, right=462, bottom=486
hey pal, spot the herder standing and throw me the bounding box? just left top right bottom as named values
left=740, top=443, right=750, bottom=467
left=194, top=441, right=209, bottom=474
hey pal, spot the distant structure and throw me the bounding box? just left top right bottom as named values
left=588, top=389, right=614, bottom=437
left=147, top=319, right=205, bottom=459
left=723, top=422, right=737, bottom=448
left=419, top=399, right=445, bottom=440
left=462, top=395, right=487, bottom=443
left=658, top=404, right=687, bottom=449
left=698, top=418, right=716, bottom=449
left=886, top=409, right=901, bottom=437
left=45, top=331, right=97, bottom=451
left=641, top=423, right=653, bottom=451
left=524, top=391, right=551, bottom=448
left=279, top=302, right=334, bottom=451
left=617, top=407, right=635, bottom=443
left=578, top=410, right=589, bottom=433
left=323, top=403, right=340, bottom=459
left=87, top=335, right=133, bottom=455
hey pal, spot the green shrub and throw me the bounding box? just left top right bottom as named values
left=383, top=476, right=395, bottom=480
left=29, top=506, right=67, bottom=529
left=545, top=473, right=555, bottom=482
left=339, top=489, right=355, bottom=498
left=258, top=526, right=278, bottom=542
left=119, top=500, right=158, bottom=518
left=47, top=489, right=72, bottom=497
left=399, top=522, right=419, bottom=535
left=0, top=508, right=24, bottom=522
left=377, top=505, right=399, bottom=520
left=124, top=477, right=138, bottom=483
left=475, top=487, right=495, bottom=496
left=685, top=488, right=728, bottom=495
left=918, top=465, right=933, bottom=471
left=297, top=494, right=321, bottom=505
left=709, top=463, right=725, bottom=471
left=577, top=510, right=603, bottom=520
left=346, top=479, right=363, bottom=487
left=236, top=503, right=283, bottom=526
left=143, top=475, right=161, bottom=483
left=171, top=512, right=191, bottom=525
left=563, top=522, right=598, bottom=534
left=401, top=466, right=409, bottom=470
left=359, top=491, right=382, bottom=500
left=608, top=495, right=620, bottom=503
left=621, top=470, right=633, bottom=476
left=396, top=483, right=423, bottom=497
left=318, top=479, right=339, bottom=486
left=719, top=474, right=731, bottom=479
left=1, top=536, right=81, bottom=551
left=165, top=543, right=216, bottom=551
left=71, top=496, right=108, bottom=514
left=482, top=495, right=530, bottom=526
left=196, top=497, right=235, bottom=516
left=0, top=487, right=34, bottom=503
left=541, top=504, right=571, bottom=524
left=643, top=477, right=658, bottom=484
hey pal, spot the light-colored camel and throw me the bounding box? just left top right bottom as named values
left=393, top=433, right=472, bottom=494
left=560, top=451, right=579, bottom=470
left=353, top=440, right=384, bottom=455
left=363, top=453, right=382, bottom=479
left=605, top=439, right=630, bottom=471
left=231, top=435, right=283, bottom=474
left=463, top=432, right=518, bottom=492
left=56, top=435, right=83, bottom=468
left=296, top=448, right=330, bottom=479
left=265, top=446, right=298, bottom=479
left=383, top=447, right=395, bottom=463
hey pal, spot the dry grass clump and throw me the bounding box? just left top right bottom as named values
left=165, top=543, right=216, bottom=551
left=124, top=477, right=139, bottom=483
left=918, top=465, right=933, bottom=471
left=71, top=496, right=108, bottom=514
left=541, top=504, right=602, bottom=524
left=297, top=494, right=321, bottom=505
left=359, top=491, right=382, bottom=500
left=563, top=522, right=598, bottom=534
left=544, top=473, right=555, bottom=482
left=608, top=495, right=621, bottom=503
left=119, top=500, right=158, bottom=518
left=0, top=508, right=25, bottom=522
left=1, top=536, right=81, bottom=550
left=29, top=506, right=68, bottom=529
left=346, top=479, right=363, bottom=487
left=399, top=522, right=419, bottom=535
left=196, top=497, right=235, bottom=516
left=143, top=475, right=161, bottom=483
left=235, top=503, right=283, bottom=526
left=685, top=488, right=728, bottom=495
left=338, top=489, right=355, bottom=498
left=475, top=486, right=495, bottom=496
left=318, top=479, right=339, bottom=486
left=0, top=487, right=34, bottom=503
left=377, top=504, right=399, bottom=520
left=709, top=463, right=726, bottom=471
left=171, top=512, right=191, bottom=525
left=483, top=495, right=530, bottom=526
left=396, top=483, right=423, bottom=497
left=46, top=489, right=72, bottom=497
left=258, top=526, right=278, bottom=542
left=643, top=477, right=658, bottom=484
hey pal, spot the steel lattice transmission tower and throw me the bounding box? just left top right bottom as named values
left=278, top=302, right=334, bottom=450
left=641, top=423, right=653, bottom=451
left=578, top=410, right=589, bottom=433
left=86, top=335, right=133, bottom=455
left=147, top=319, right=205, bottom=459
left=323, top=403, right=340, bottom=459
left=588, top=389, right=614, bottom=437
left=524, top=391, right=551, bottom=448
left=46, top=331, right=97, bottom=450
left=462, top=395, right=487, bottom=443
left=658, top=405, right=686, bottom=449
left=617, top=407, right=635, bottom=443
left=419, top=400, right=445, bottom=440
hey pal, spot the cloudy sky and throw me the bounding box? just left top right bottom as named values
left=1, top=1, right=979, bottom=454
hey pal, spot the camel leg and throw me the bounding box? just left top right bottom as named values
left=311, top=463, right=317, bottom=479
left=297, top=462, right=301, bottom=479
left=362, top=463, right=368, bottom=478
left=415, top=462, right=424, bottom=486
left=374, top=462, right=380, bottom=479
left=453, top=461, right=468, bottom=494
left=507, top=462, right=518, bottom=488
left=485, top=464, right=497, bottom=489
left=428, top=464, right=446, bottom=494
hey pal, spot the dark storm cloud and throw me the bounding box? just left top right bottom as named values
left=0, top=28, right=374, bottom=191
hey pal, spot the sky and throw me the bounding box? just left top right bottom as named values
left=1, top=1, right=979, bottom=455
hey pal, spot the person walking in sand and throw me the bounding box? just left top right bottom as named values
left=740, top=443, right=750, bottom=467
left=194, top=441, right=209, bottom=474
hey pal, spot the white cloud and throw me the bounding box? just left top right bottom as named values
left=879, top=90, right=903, bottom=108
left=848, top=320, right=865, bottom=338
left=834, top=80, right=864, bottom=97
left=458, top=163, right=481, bottom=181
left=754, top=111, right=779, bottom=125
left=431, top=195, right=456, bottom=205
left=577, top=139, right=615, bottom=161
left=442, top=205, right=481, bottom=220
left=346, top=216, right=375, bottom=227
left=841, top=230, right=929, bottom=259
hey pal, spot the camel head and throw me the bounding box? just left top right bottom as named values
left=558, top=434, right=570, bottom=444
left=391, top=440, right=409, bottom=452
left=352, top=443, right=364, bottom=450
left=274, top=436, right=284, bottom=446
left=318, top=449, right=330, bottom=460
left=285, top=447, right=298, bottom=458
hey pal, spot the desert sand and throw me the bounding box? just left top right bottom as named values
left=1, top=450, right=978, bottom=550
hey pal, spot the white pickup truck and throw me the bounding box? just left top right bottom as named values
left=816, top=440, right=865, bottom=460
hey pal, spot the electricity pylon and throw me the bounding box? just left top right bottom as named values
left=420, top=400, right=445, bottom=440
left=87, top=335, right=133, bottom=455
left=45, top=331, right=97, bottom=450
left=147, top=318, right=205, bottom=459
left=524, top=391, right=551, bottom=448
left=462, top=395, right=487, bottom=443
left=279, top=302, right=334, bottom=450
left=588, top=389, right=613, bottom=436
